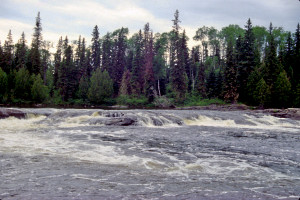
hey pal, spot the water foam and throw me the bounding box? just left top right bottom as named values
left=184, top=115, right=236, bottom=127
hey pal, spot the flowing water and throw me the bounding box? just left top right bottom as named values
left=0, top=108, right=299, bottom=199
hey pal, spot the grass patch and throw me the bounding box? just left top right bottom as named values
left=116, top=95, right=149, bottom=107
left=184, top=95, right=226, bottom=107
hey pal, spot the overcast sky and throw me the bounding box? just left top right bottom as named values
left=0, top=0, right=299, bottom=47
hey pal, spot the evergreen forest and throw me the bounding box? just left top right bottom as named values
left=0, top=11, right=299, bottom=108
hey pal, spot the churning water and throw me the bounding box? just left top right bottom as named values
left=0, top=108, right=299, bottom=199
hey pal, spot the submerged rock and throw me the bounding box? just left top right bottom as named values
left=0, top=108, right=26, bottom=119
left=104, top=117, right=136, bottom=126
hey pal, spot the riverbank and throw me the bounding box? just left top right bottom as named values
left=1, top=104, right=300, bottom=120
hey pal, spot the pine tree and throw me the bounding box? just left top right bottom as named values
left=40, top=41, right=51, bottom=83
left=88, top=69, right=113, bottom=104
left=14, top=67, right=32, bottom=100
left=79, top=37, right=86, bottom=78
left=29, top=12, right=43, bottom=75
left=131, top=30, right=144, bottom=95
left=195, top=62, right=206, bottom=98
left=237, top=18, right=256, bottom=102
left=224, top=39, right=238, bottom=103
left=102, top=32, right=113, bottom=73
left=2, top=30, right=14, bottom=73
left=59, top=37, right=76, bottom=101
left=206, top=69, right=217, bottom=99
left=247, top=65, right=263, bottom=105
left=91, top=25, right=101, bottom=71
left=0, top=68, right=8, bottom=103
left=143, top=23, right=155, bottom=100
left=273, top=71, right=291, bottom=108
left=15, top=32, right=27, bottom=70
left=78, top=74, right=90, bottom=100
left=264, top=23, right=282, bottom=87
left=284, top=32, right=294, bottom=80
left=112, top=27, right=127, bottom=94
left=293, top=24, right=300, bottom=92
left=169, top=10, right=188, bottom=102
left=54, top=37, right=63, bottom=89
left=253, top=78, right=271, bottom=108
left=31, top=73, right=49, bottom=102
left=181, top=30, right=191, bottom=91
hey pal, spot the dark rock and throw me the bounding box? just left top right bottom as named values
left=263, top=108, right=300, bottom=120
left=0, top=108, right=27, bottom=119
left=104, top=117, right=136, bottom=126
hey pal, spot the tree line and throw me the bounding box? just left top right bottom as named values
left=0, top=11, right=299, bottom=108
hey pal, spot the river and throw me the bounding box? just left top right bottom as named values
left=0, top=108, right=299, bottom=199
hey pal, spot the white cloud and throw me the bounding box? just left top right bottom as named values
left=0, top=19, right=32, bottom=44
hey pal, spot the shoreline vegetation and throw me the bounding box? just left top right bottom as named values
left=0, top=11, right=299, bottom=110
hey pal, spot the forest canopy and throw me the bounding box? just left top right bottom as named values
left=0, top=11, right=299, bottom=108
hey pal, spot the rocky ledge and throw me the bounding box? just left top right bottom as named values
left=261, top=108, right=300, bottom=120
left=0, top=108, right=27, bottom=119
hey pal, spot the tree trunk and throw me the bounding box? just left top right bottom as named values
left=157, top=79, right=161, bottom=97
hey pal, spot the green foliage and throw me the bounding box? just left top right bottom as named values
left=0, top=68, right=8, bottom=102
left=88, top=69, right=113, bottom=104
left=50, top=89, right=64, bottom=105
left=184, top=94, right=225, bottom=107
left=223, top=39, right=238, bottom=103
left=220, top=24, right=245, bottom=46
left=116, top=95, right=148, bottom=107
left=247, top=66, right=263, bottom=105
left=273, top=70, right=291, bottom=108
left=1, top=12, right=300, bottom=108
left=294, top=82, right=300, bottom=107
left=153, top=96, right=173, bottom=108
left=14, top=67, right=32, bottom=100
left=31, top=74, right=49, bottom=102
left=78, top=75, right=90, bottom=100
left=253, top=78, right=271, bottom=107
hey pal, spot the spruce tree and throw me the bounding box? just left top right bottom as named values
left=2, top=30, right=14, bottom=73
left=170, top=10, right=188, bottom=102
left=91, top=25, right=101, bottom=71
left=207, top=69, right=217, bottom=99
left=15, top=32, right=27, bottom=70
left=264, top=23, right=282, bottom=87
left=59, top=37, right=76, bottom=101
left=131, top=30, right=144, bottom=95
left=102, top=32, right=113, bottom=73
left=14, top=67, right=32, bottom=100
left=29, top=12, right=43, bottom=75
left=54, top=37, right=63, bottom=89
left=88, top=69, right=113, bottom=104
left=284, top=32, right=294, bottom=80
left=78, top=74, right=90, bottom=100
left=293, top=24, right=300, bottom=92
left=0, top=68, right=8, bottom=103
left=195, top=62, right=206, bottom=98
left=273, top=71, right=291, bottom=108
left=224, top=39, right=238, bottom=103
left=253, top=78, right=271, bottom=108
left=237, top=18, right=256, bottom=102
left=31, top=74, right=49, bottom=102
left=112, top=27, right=127, bottom=94
left=143, top=23, right=155, bottom=99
